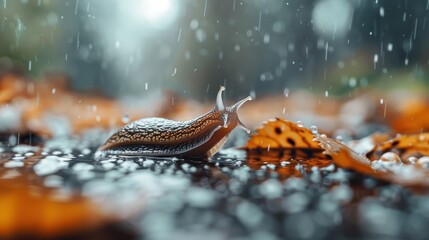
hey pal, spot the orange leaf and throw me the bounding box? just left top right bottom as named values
left=366, top=133, right=429, bottom=161
left=245, top=118, right=322, bottom=151
left=315, top=134, right=429, bottom=187
left=244, top=118, right=332, bottom=179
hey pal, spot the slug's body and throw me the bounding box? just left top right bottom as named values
left=97, top=86, right=251, bottom=158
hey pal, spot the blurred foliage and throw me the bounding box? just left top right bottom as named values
left=1, top=0, right=429, bottom=98
left=0, top=0, right=63, bottom=77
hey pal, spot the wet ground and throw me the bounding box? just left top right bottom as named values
left=1, top=131, right=428, bottom=240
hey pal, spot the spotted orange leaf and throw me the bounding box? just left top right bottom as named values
left=244, top=118, right=332, bottom=178
left=245, top=118, right=322, bottom=151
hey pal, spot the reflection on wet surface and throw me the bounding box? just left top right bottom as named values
left=1, top=134, right=429, bottom=239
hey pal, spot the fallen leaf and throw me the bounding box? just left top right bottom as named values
left=315, top=134, right=429, bottom=187
left=246, top=118, right=322, bottom=151
left=245, top=118, right=332, bottom=178
left=366, top=133, right=429, bottom=161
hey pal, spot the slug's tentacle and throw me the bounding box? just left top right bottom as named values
left=232, top=95, right=252, bottom=133
left=231, top=96, right=252, bottom=111
left=238, top=119, right=251, bottom=133
left=216, top=86, right=226, bottom=111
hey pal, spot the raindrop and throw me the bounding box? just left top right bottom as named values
left=28, top=61, right=32, bottom=71
left=324, top=42, right=329, bottom=61
left=283, top=88, right=289, bottom=97
left=387, top=43, right=393, bottom=51
left=52, top=88, right=56, bottom=94
left=349, top=78, right=357, bottom=87
left=122, top=114, right=130, bottom=124
left=263, top=34, right=270, bottom=44
left=234, top=45, right=240, bottom=52
left=260, top=72, right=274, bottom=81
left=195, top=28, right=206, bottom=42
left=15, top=17, right=26, bottom=47
left=379, top=7, right=384, bottom=17
left=250, top=90, right=256, bottom=99
left=177, top=28, right=182, bottom=42
left=203, top=0, right=207, bottom=17
left=414, top=19, right=418, bottom=39
left=272, top=21, right=285, bottom=33
left=296, top=121, right=303, bottom=127
left=76, top=32, right=80, bottom=49
left=310, top=125, right=319, bottom=135
left=325, top=90, right=329, bottom=97
left=190, top=19, right=199, bottom=29
left=185, top=51, right=191, bottom=60
left=373, top=54, right=378, bottom=69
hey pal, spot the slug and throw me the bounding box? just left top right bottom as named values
left=96, top=86, right=252, bottom=158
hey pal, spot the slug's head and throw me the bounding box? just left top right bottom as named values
left=214, top=86, right=252, bottom=133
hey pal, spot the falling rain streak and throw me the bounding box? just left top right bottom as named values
left=203, top=0, right=207, bottom=17
left=177, top=28, right=182, bottom=42
left=76, top=32, right=80, bottom=49
left=414, top=19, right=418, bottom=39
left=75, top=0, right=79, bottom=15
left=324, top=42, right=328, bottom=61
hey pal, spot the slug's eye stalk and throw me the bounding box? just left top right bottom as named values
left=215, top=86, right=226, bottom=111
left=231, top=96, right=252, bottom=112
left=231, top=95, right=252, bottom=134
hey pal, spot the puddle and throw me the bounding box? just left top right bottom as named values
left=0, top=135, right=425, bottom=239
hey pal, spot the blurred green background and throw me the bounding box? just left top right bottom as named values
left=1, top=0, right=429, bottom=99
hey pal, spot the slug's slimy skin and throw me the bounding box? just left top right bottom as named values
left=96, top=86, right=252, bottom=158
